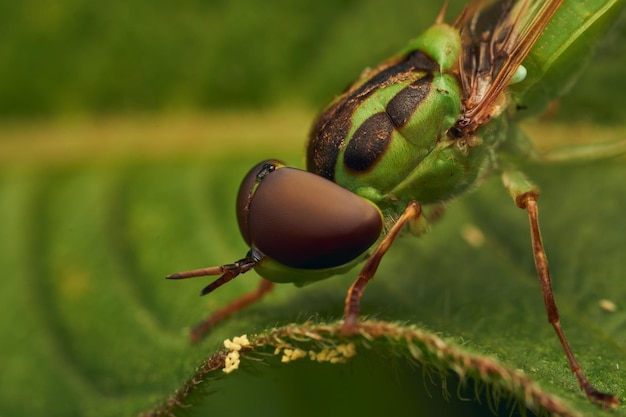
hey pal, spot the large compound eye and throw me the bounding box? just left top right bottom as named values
left=236, top=160, right=285, bottom=246
left=236, top=161, right=383, bottom=269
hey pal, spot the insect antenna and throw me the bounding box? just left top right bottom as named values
left=166, top=256, right=260, bottom=295
left=166, top=265, right=226, bottom=280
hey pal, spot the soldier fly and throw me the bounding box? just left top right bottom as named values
left=168, top=0, right=625, bottom=407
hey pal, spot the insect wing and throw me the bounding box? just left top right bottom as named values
left=510, top=0, right=625, bottom=119
left=454, top=0, right=562, bottom=135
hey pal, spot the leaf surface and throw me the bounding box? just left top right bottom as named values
left=1, top=114, right=626, bottom=417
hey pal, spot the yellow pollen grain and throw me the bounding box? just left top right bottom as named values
left=275, top=342, right=357, bottom=364
left=222, top=334, right=250, bottom=373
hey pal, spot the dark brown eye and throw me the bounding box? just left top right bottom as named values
left=236, top=160, right=285, bottom=246
left=237, top=162, right=383, bottom=269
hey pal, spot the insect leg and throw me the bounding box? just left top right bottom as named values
left=167, top=254, right=271, bottom=342
left=533, top=136, right=626, bottom=164
left=343, top=200, right=422, bottom=332
left=503, top=170, right=619, bottom=409
left=190, top=278, right=274, bottom=343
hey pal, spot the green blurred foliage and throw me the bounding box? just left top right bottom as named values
left=1, top=0, right=624, bottom=120
left=0, top=0, right=448, bottom=117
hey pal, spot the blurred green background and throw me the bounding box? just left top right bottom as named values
left=3, top=0, right=452, bottom=118
left=0, top=0, right=624, bottom=121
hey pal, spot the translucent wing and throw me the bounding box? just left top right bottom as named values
left=453, top=0, right=563, bottom=137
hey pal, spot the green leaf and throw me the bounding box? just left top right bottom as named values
left=1, top=114, right=625, bottom=417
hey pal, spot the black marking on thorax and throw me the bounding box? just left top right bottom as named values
left=307, top=50, right=438, bottom=181
left=343, top=73, right=433, bottom=173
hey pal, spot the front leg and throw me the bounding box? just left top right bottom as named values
left=342, top=200, right=422, bottom=332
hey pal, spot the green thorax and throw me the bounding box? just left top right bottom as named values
left=307, top=24, right=500, bottom=214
